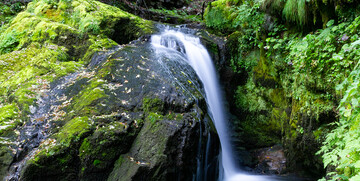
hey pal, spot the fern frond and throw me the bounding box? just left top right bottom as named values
left=297, top=0, right=306, bottom=25
left=283, top=0, right=298, bottom=23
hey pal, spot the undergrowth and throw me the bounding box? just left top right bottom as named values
left=206, top=0, right=360, bottom=178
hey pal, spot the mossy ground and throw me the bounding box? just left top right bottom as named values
left=0, top=0, right=154, bottom=138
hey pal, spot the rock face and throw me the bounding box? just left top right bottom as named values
left=0, top=0, right=219, bottom=180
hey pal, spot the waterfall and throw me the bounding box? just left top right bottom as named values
left=151, top=28, right=273, bottom=181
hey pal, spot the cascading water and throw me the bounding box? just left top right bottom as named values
left=151, top=28, right=272, bottom=181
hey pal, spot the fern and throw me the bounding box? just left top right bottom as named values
left=0, top=30, right=19, bottom=54
left=283, top=0, right=298, bottom=23
left=297, top=0, right=306, bottom=25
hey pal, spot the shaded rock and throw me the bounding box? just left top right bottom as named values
left=0, top=145, right=13, bottom=179
left=108, top=110, right=201, bottom=181
left=252, top=145, right=286, bottom=175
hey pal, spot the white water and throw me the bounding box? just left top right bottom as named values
left=151, top=29, right=272, bottom=181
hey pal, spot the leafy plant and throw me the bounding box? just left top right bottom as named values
left=316, top=16, right=360, bottom=181
left=226, top=0, right=265, bottom=72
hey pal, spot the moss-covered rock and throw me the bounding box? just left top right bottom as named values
left=0, top=144, right=13, bottom=179
left=7, top=25, right=217, bottom=180
left=108, top=110, right=201, bottom=181
left=0, top=0, right=162, bottom=180
left=78, top=114, right=141, bottom=179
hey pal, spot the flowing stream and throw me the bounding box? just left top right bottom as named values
left=151, top=28, right=272, bottom=181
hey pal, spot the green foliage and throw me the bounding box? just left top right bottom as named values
left=284, top=17, right=360, bottom=102
left=0, top=30, right=19, bottom=54
left=0, top=2, right=27, bottom=29
left=262, top=0, right=310, bottom=27
left=206, top=0, right=360, bottom=177
left=317, top=73, right=360, bottom=180
left=235, top=80, right=269, bottom=112
left=204, top=0, right=238, bottom=33
left=230, top=1, right=264, bottom=72
left=214, top=0, right=264, bottom=72
left=261, top=0, right=360, bottom=28
left=317, top=24, right=360, bottom=177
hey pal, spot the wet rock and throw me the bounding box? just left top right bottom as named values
left=252, top=145, right=286, bottom=175
left=16, top=31, right=217, bottom=181
left=108, top=111, right=201, bottom=181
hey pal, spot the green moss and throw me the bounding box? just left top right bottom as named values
left=82, top=36, right=117, bottom=62
left=0, top=0, right=158, bottom=179
left=0, top=2, right=26, bottom=30
left=147, top=112, right=164, bottom=125
left=0, top=103, right=19, bottom=124
left=79, top=138, right=91, bottom=156
left=0, top=145, right=13, bottom=179
left=70, top=79, right=108, bottom=116
left=114, top=155, right=125, bottom=167
left=142, top=97, right=164, bottom=113
left=0, top=43, right=81, bottom=115
left=93, top=159, right=102, bottom=167
left=269, top=89, right=286, bottom=108
left=78, top=121, right=128, bottom=159
left=0, top=0, right=155, bottom=120
left=57, top=154, right=72, bottom=165
left=55, top=116, right=92, bottom=145
left=0, top=103, right=21, bottom=136
left=0, top=0, right=154, bottom=58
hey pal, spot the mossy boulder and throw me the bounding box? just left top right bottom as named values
left=0, top=0, right=154, bottom=55
left=7, top=27, right=218, bottom=180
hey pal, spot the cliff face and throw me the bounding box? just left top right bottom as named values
left=0, top=0, right=219, bottom=180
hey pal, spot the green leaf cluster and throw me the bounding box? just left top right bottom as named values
left=206, top=0, right=265, bottom=72
left=317, top=17, right=360, bottom=178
